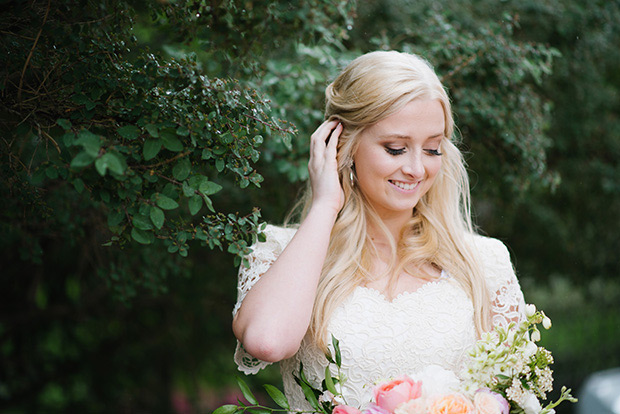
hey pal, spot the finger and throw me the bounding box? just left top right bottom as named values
left=311, top=119, right=338, bottom=140
left=311, top=120, right=339, bottom=161
left=326, top=123, right=342, bottom=154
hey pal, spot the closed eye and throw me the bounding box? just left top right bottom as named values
left=425, top=149, right=443, bottom=156
left=385, top=147, right=406, bottom=156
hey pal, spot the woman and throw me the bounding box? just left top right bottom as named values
left=231, top=51, right=525, bottom=408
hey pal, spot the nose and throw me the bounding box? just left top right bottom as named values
left=401, top=151, right=425, bottom=179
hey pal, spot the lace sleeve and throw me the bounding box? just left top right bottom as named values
left=474, top=236, right=526, bottom=328
left=232, top=224, right=297, bottom=374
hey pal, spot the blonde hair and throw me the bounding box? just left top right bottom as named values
left=290, top=51, right=491, bottom=351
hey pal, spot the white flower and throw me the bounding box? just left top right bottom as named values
left=333, top=394, right=345, bottom=405
left=521, top=392, right=543, bottom=414
left=525, top=304, right=537, bottom=317
left=410, top=365, right=460, bottom=399
left=506, top=378, right=526, bottom=404
left=506, top=329, right=516, bottom=345
left=318, top=391, right=334, bottom=404
left=531, top=329, right=541, bottom=342
left=542, top=313, right=552, bottom=330
left=523, top=341, right=538, bottom=358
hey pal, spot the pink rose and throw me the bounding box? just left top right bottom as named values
left=373, top=376, right=422, bottom=413
left=428, top=393, right=474, bottom=414
left=334, top=405, right=362, bottom=414
left=473, top=389, right=509, bottom=414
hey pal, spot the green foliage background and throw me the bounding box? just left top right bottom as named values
left=1, top=0, right=618, bottom=413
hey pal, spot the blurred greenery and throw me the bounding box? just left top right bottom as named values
left=1, top=0, right=618, bottom=413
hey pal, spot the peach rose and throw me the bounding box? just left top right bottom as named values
left=334, top=405, right=362, bottom=414
left=428, top=393, right=474, bottom=414
left=373, top=376, right=422, bottom=413
left=473, top=389, right=509, bottom=414
left=393, top=398, right=427, bottom=414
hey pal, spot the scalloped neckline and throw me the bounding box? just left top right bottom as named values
left=355, top=274, right=451, bottom=304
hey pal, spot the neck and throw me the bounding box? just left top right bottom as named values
left=367, top=210, right=412, bottom=247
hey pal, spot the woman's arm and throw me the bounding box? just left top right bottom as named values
left=232, top=120, right=344, bottom=362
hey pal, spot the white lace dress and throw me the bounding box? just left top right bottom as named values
left=232, top=225, right=525, bottom=410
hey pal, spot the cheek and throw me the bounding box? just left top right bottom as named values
left=354, top=149, right=393, bottom=180
left=426, top=158, right=443, bottom=179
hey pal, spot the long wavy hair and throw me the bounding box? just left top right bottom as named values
left=289, top=51, right=491, bottom=351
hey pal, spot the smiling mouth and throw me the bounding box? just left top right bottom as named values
left=389, top=180, right=419, bottom=191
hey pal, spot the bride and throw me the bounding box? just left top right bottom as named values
left=231, top=51, right=525, bottom=409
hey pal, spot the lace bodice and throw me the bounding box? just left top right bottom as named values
left=233, top=225, right=525, bottom=409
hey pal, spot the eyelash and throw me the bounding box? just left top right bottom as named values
left=384, top=147, right=443, bottom=156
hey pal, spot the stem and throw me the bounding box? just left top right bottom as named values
left=540, top=387, right=577, bottom=413
left=18, top=0, right=52, bottom=103
left=240, top=405, right=320, bottom=414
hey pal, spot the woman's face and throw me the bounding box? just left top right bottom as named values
left=352, top=99, right=444, bottom=222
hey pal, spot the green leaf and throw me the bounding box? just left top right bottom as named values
left=160, top=130, right=183, bottom=152
left=203, top=195, right=214, bottom=212
left=72, top=93, right=95, bottom=110
left=176, top=126, right=190, bottom=136
left=132, top=214, right=153, bottom=231
left=324, top=366, right=338, bottom=396
left=212, top=405, right=239, bottom=414
left=182, top=180, right=195, bottom=197
left=143, top=139, right=162, bottom=161
left=332, top=335, right=342, bottom=367
left=199, top=180, right=223, bottom=196
left=298, top=379, right=321, bottom=412
left=118, top=125, right=141, bottom=140
left=145, top=124, right=159, bottom=138
left=131, top=228, right=153, bottom=245
left=46, top=166, right=58, bottom=179
left=154, top=193, right=179, bottom=210
left=108, top=210, right=124, bottom=227
left=95, top=153, right=125, bottom=176
left=106, top=152, right=126, bottom=175
left=264, top=384, right=289, bottom=410
left=73, top=178, right=85, bottom=194
left=70, top=151, right=95, bottom=168
left=216, top=158, right=225, bottom=172
left=95, top=157, right=107, bottom=176
left=150, top=206, right=165, bottom=229
left=188, top=195, right=202, bottom=216
left=76, top=130, right=101, bottom=157
left=172, top=158, right=191, bottom=181
left=57, top=118, right=72, bottom=130
left=236, top=377, right=258, bottom=405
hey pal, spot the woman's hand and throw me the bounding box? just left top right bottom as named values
left=308, top=119, right=345, bottom=215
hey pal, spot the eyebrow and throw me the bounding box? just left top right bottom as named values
left=376, top=133, right=444, bottom=140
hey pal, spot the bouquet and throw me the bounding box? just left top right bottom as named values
left=214, top=305, right=576, bottom=414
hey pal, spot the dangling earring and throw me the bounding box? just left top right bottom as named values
left=349, top=163, right=355, bottom=186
